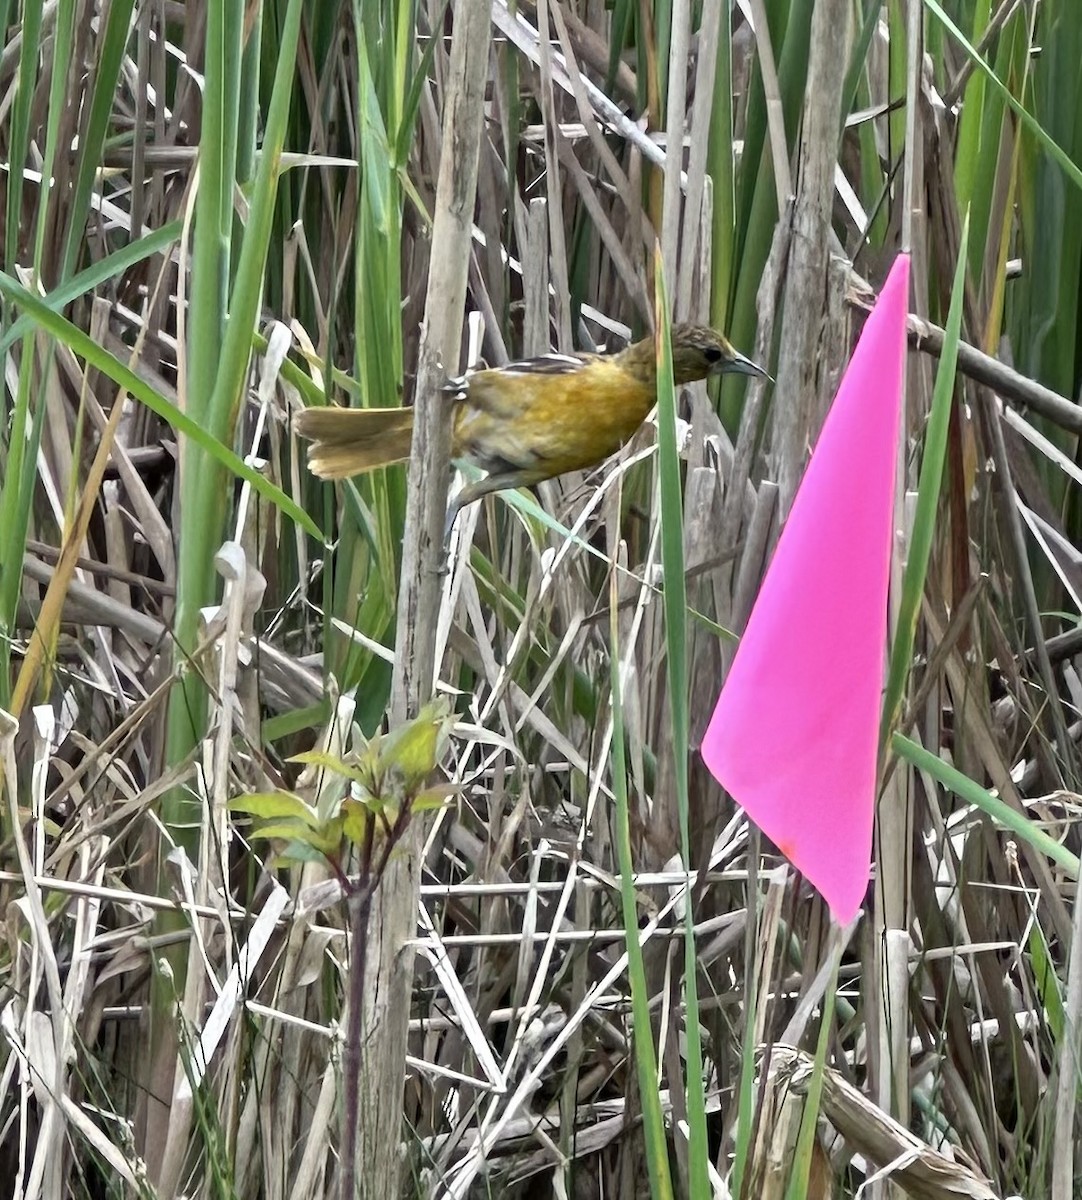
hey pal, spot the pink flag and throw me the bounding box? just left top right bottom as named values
left=702, top=254, right=910, bottom=922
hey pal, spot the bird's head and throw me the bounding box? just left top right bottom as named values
left=670, top=324, right=768, bottom=386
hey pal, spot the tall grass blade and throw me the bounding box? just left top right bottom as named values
left=881, top=222, right=968, bottom=747
left=653, top=251, right=710, bottom=1197
left=892, top=733, right=1081, bottom=877
left=0, top=271, right=319, bottom=539
left=610, top=566, right=674, bottom=1200
left=167, top=0, right=308, bottom=782
left=924, top=0, right=1082, bottom=194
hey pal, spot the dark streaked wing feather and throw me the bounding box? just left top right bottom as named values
left=442, top=351, right=597, bottom=395
left=499, top=352, right=596, bottom=375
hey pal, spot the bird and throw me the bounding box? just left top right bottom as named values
left=294, top=324, right=766, bottom=541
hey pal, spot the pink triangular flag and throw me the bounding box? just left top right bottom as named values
left=702, top=254, right=910, bottom=922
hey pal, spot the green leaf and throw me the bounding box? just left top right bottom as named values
left=229, top=791, right=320, bottom=827
left=380, top=697, right=454, bottom=792
left=261, top=700, right=333, bottom=744
left=412, top=785, right=457, bottom=813
left=341, top=797, right=375, bottom=847
left=290, top=749, right=365, bottom=780
left=246, top=819, right=344, bottom=857
left=271, top=839, right=336, bottom=868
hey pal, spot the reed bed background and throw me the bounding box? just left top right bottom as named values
left=1, top=1, right=1081, bottom=1198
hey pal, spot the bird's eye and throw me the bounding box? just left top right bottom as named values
left=703, top=346, right=723, bottom=362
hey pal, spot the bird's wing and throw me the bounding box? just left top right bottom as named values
left=444, top=352, right=603, bottom=420
left=499, top=351, right=597, bottom=375
left=443, top=351, right=598, bottom=396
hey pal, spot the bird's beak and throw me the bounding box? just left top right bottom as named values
left=722, top=349, right=770, bottom=380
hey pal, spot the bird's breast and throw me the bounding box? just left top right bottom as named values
left=452, top=360, right=655, bottom=477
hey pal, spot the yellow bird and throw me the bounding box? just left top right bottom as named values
left=294, top=324, right=765, bottom=536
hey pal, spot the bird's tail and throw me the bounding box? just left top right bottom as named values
left=294, top=406, right=415, bottom=479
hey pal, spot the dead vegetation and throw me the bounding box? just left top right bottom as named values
left=2, top=2, right=1082, bottom=1198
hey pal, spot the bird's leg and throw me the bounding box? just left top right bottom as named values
left=442, top=469, right=546, bottom=559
